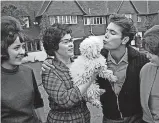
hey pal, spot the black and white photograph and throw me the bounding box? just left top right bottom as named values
left=1, top=0, right=159, bottom=123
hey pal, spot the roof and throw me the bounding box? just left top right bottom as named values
left=36, top=0, right=159, bottom=17
left=108, top=0, right=159, bottom=15
left=107, top=1, right=121, bottom=14
left=132, top=1, right=159, bottom=15
left=36, top=1, right=51, bottom=17
left=77, top=1, right=108, bottom=16
left=148, top=1, right=159, bottom=14
left=117, top=1, right=139, bottom=14
left=36, top=0, right=108, bottom=17
left=36, top=0, right=85, bottom=17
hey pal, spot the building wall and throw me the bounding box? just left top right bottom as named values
left=46, top=1, right=83, bottom=15
left=71, top=16, right=85, bottom=38
left=138, top=14, right=159, bottom=32
left=45, top=1, right=106, bottom=37
left=84, top=24, right=106, bottom=36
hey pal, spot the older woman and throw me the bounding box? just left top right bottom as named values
left=140, top=25, right=159, bottom=123
left=42, top=23, right=92, bottom=123
left=1, top=16, right=45, bottom=123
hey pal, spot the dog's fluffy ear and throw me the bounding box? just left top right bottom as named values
left=80, top=36, right=103, bottom=59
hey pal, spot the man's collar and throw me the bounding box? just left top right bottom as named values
left=101, top=46, right=140, bottom=62
left=107, top=48, right=128, bottom=65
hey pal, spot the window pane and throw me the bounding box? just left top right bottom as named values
left=36, top=41, right=41, bottom=50
left=49, top=16, right=55, bottom=25
left=72, top=16, right=77, bottom=24
left=67, top=16, right=71, bottom=24
left=84, top=17, right=87, bottom=25
left=62, top=16, right=66, bottom=24
left=90, top=17, right=94, bottom=25
left=102, top=17, right=106, bottom=24
left=22, top=16, right=29, bottom=28
left=58, top=16, right=62, bottom=23
left=27, top=42, right=32, bottom=52
left=125, top=14, right=132, bottom=19
left=137, top=16, right=141, bottom=22
left=100, top=17, right=102, bottom=24
left=97, top=17, right=100, bottom=24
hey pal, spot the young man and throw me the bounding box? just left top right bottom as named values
left=98, top=14, right=149, bottom=123
left=42, top=14, right=149, bottom=123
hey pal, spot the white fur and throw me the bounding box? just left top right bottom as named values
left=69, top=36, right=117, bottom=107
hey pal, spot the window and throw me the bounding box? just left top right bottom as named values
left=84, top=17, right=106, bottom=25
left=25, top=39, right=42, bottom=52
left=21, top=16, right=30, bottom=28
left=137, top=16, right=141, bottom=22
left=49, top=16, right=77, bottom=25
left=49, top=16, right=56, bottom=25
left=125, top=14, right=132, bottom=19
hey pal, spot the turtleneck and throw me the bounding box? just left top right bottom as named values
left=1, top=65, right=19, bottom=74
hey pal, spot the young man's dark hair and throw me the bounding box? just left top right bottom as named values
left=109, top=14, right=137, bottom=46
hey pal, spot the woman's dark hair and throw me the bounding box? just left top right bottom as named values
left=1, top=16, right=27, bottom=62
left=109, top=14, right=137, bottom=46
left=142, top=25, right=159, bottom=56
left=43, top=23, right=72, bottom=56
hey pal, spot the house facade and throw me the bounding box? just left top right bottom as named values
left=1, top=0, right=159, bottom=61
left=35, top=1, right=108, bottom=38
left=35, top=0, right=159, bottom=38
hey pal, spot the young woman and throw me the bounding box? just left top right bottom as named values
left=1, top=16, right=45, bottom=123
left=140, top=25, right=159, bottom=123
left=42, top=23, right=92, bottom=123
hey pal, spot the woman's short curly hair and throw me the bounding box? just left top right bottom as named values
left=1, top=16, right=27, bottom=62
left=43, top=23, right=72, bottom=56
left=109, top=14, right=137, bottom=46
left=142, top=25, right=159, bottom=56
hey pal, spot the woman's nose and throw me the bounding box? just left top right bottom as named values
left=19, top=48, right=25, bottom=55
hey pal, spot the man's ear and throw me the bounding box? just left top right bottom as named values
left=122, top=36, right=129, bottom=45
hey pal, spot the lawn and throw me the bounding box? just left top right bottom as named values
left=24, top=62, right=103, bottom=123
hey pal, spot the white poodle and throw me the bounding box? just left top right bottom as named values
left=69, top=36, right=117, bottom=107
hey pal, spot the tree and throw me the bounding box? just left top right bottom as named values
left=1, top=4, right=28, bottom=26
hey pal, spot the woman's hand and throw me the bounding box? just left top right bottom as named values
left=77, top=72, right=98, bottom=95
left=41, top=60, right=55, bottom=72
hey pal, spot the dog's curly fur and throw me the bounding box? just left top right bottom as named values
left=69, top=36, right=117, bottom=107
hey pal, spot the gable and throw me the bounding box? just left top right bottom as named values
left=118, top=1, right=137, bottom=14
left=46, top=1, right=83, bottom=15
left=77, top=1, right=108, bottom=16
left=107, top=1, right=121, bottom=14
left=149, top=1, right=159, bottom=14
left=132, top=1, right=147, bottom=14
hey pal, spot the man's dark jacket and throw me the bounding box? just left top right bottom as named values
left=97, top=46, right=149, bottom=120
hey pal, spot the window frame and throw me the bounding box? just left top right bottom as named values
left=137, top=16, right=141, bottom=22
left=21, top=16, right=30, bottom=28
left=25, top=39, right=42, bottom=52
left=125, top=14, right=132, bottom=19
left=49, top=15, right=77, bottom=25
left=84, top=16, right=106, bottom=25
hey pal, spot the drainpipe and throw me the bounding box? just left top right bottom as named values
left=146, top=0, right=149, bottom=14
left=89, top=8, right=94, bottom=36
left=146, top=0, right=150, bottom=30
